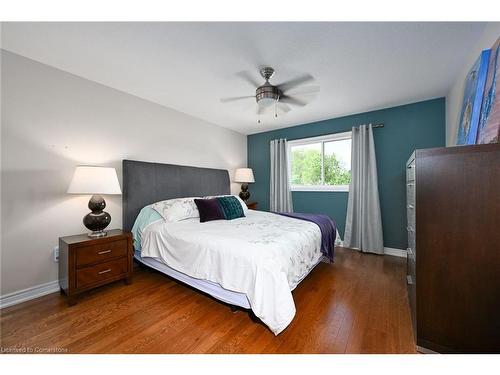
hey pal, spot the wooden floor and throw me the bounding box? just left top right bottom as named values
left=0, top=248, right=416, bottom=353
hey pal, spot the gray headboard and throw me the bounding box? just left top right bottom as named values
left=122, top=159, right=230, bottom=231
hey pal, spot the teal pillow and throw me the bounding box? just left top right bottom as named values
left=217, top=196, right=245, bottom=220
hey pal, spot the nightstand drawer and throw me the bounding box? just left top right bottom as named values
left=246, top=202, right=258, bottom=210
left=76, top=257, right=128, bottom=289
left=76, top=239, right=127, bottom=267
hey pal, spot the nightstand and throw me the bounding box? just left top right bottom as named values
left=58, top=229, right=133, bottom=306
left=246, top=201, right=258, bottom=210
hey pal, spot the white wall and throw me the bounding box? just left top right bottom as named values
left=446, top=23, right=500, bottom=146
left=0, top=50, right=247, bottom=295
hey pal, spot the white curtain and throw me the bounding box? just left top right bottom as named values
left=344, top=124, right=384, bottom=254
left=270, top=139, right=293, bottom=213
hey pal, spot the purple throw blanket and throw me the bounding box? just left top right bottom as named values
left=275, top=212, right=337, bottom=262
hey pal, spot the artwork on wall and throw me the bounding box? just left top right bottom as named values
left=477, top=36, right=500, bottom=144
left=456, top=49, right=490, bottom=145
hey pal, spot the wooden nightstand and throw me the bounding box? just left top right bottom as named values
left=246, top=201, right=258, bottom=210
left=58, top=229, right=133, bottom=306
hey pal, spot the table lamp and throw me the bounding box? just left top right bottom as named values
left=234, top=168, right=255, bottom=202
left=67, top=166, right=122, bottom=237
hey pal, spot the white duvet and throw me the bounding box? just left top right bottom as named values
left=140, top=210, right=324, bottom=334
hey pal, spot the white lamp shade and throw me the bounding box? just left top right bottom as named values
left=67, top=166, right=122, bottom=195
left=234, top=168, right=255, bottom=183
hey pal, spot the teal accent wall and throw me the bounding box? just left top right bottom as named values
left=247, top=98, right=445, bottom=249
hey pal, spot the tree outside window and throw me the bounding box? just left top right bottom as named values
left=289, top=132, right=351, bottom=191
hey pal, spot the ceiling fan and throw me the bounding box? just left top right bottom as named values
left=220, top=67, right=320, bottom=123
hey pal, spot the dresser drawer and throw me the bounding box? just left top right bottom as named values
left=406, top=162, right=415, bottom=182
left=76, top=239, right=127, bottom=267
left=407, top=204, right=415, bottom=228
left=407, top=226, right=415, bottom=251
left=76, top=257, right=128, bottom=289
left=406, top=182, right=415, bottom=204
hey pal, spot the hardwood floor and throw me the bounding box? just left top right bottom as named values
left=0, top=248, right=416, bottom=353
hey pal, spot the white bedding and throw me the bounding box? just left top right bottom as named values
left=140, top=210, right=323, bottom=335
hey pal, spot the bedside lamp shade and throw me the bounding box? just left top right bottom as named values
left=234, top=168, right=255, bottom=183
left=67, top=166, right=121, bottom=195
left=67, top=166, right=121, bottom=238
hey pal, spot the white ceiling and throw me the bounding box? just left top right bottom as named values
left=1, top=22, right=487, bottom=135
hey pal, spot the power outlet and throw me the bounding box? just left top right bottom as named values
left=53, top=246, right=59, bottom=263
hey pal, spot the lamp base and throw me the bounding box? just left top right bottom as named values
left=83, top=194, right=111, bottom=235
left=239, top=183, right=250, bottom=202
left=88, top=230, right=107, bottom=238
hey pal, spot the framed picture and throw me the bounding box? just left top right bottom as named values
left=456, top=49, right=490, bottom=145
left=477, top=37, right=500, bottom=144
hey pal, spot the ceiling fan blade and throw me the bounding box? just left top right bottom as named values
left=236, top=71, right=261, bottom=88
left=279, top=95, right=308, bottom=106
left=220, top=95, right=255, bottom=103
left=278, top=74, right=315, bottom=92
left=277, top=102, right=292, bottom=113
left=283, top=85, right=320, bottom=96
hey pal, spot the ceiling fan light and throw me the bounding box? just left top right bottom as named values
left=256, top=84, right=281, bottom=104
left=258, top=97, right=276, bottom=107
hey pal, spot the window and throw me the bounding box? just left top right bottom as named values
left=288, top=131, right=352, bottom=191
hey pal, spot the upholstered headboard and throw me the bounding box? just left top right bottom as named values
left=122, top=159, right=230, bottom=231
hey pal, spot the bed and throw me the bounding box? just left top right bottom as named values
left=123, top=159, right=335, bottom=335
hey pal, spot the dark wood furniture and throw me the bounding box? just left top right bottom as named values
left=406, top=143, right=500, bottom=353
left=245, top=201, right=258, bottom=210
left=59, top=229, right=133, bottom=306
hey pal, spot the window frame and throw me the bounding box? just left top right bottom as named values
left=287, top=131, right=352, bottom=192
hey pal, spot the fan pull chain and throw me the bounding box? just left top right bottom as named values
left=275, top=100, right=278, bottom=118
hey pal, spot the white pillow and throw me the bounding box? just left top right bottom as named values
left=151, top=197, right=200, bottom=222
left=203, top=195, right=248, bottom=212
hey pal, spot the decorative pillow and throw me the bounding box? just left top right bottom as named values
left=217, top=196, right=245, bottom=220
left=194, top=198, right=226, bottom=222
left=151, top=197, right=200, bottom=222
left=203, top=195, right=248, bottom=212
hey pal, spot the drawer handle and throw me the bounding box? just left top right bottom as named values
left=406, top=275, right=413, bottom=285
left=407, top=183, right=414, bottom=186
left=98, top=250, right=111, bottom=255
left=98, top=269, right=112, bottom=275
left=407, top=247, right=413, bottom=256
left=407, top=204, right=414, bottom=209
left=407, top=226, right=414, bottom=232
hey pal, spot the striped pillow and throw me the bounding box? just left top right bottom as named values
left=217, top=196, right=245, bottom=220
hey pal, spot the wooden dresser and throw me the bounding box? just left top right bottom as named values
left=59, top=229, right=133, bottom=305
left=406, top=143, right=500, bottom=353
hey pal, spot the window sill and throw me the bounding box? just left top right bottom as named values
left=290, top=185, right=349, bottom=192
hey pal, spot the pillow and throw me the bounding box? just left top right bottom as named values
left=217, top=196, right=245, bottom=220
left=194, top=198, right=226, bottom=222
left=203, top=194, right=248, bottom=212
left=151, top=197, right=200, bottom=222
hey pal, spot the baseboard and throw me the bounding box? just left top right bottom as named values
left=384, top=247, right=407, bottom=258
left=0, top=280, right=60, bottom=309
left=344, top=246, right=407, bottom=258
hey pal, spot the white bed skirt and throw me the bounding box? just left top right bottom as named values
left=134, top=250, right=252, bottom=308
left=134, top=250, right=327, bottom=312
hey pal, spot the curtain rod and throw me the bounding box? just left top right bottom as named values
left=353, top=123, right=384, bottom=130
left=278, top=123, right=385, bottom=143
